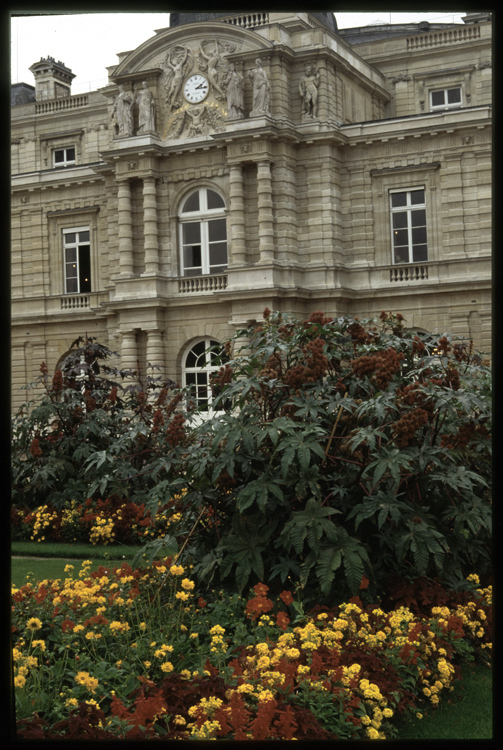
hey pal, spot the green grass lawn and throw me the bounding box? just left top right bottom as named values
left=394, top=660, right=492, bottom=739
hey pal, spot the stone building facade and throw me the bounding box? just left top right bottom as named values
left=11, top=12, right=492, bottom=411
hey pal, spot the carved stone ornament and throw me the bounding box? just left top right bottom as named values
left=462, top=135, right=474, bottom=145
left=299, top=62, right=320, bottom=119
left=166, top=103, right=225, bottom=139
left=388, top=74, right=412, bottom=84
left=477, top=60, right=492, bottom=69
left=134, top=81, right=156, bottom=133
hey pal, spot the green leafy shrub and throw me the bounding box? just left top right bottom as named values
left=12, top=313, right=491, bottom=607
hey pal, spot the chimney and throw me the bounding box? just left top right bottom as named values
left=29, top=57, right=76, bottom=101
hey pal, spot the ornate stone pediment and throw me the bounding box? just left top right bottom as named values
left=110, top=22, right=271, bottom=141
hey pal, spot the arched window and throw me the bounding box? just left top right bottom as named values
left=179, top=187, right=228, bottom=277
left=182, top=337, right=228, bottom=411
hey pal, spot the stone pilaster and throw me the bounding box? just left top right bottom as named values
left=142, top=176, right=159, bottom=275
left=121, top=330, right=138, bottom=371
left=146, top=329, right=164, bottom=375
left=117, top=179, right=134, bottom=276
left=228, top=164, right=246, bottom=266
left=257, top=160, right=274, bottom=263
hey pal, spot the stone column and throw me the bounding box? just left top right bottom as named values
left=257, top=160, right=274, bottom=263
left=228, top=164, right=246, bottom=266
left=146, top=329, right=164, bottom=376
left=117, top=180, right=134, bottom=276
left=142, top=176, right=159, bottom=275
left=120, top=330, right=138, bottom=371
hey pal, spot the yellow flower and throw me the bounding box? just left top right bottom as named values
left=31, top=640, right=45, bottom=651
left=161, top=662, right=174, bottom=673
left=181, top=578, right=195, bottom=590
left=170, top=564, right=185, bottom=576
left=180, top=669, right=191, bottom=680
left=26, top=617, right=42, bottom=632
left=173, top=715, right=186, bottom=726
left=75, top=671, right=99, bottom=693
left=175, top=591, right=190, bottom=601
left=14, top=675, right=26, bottom=689
left=190, top=632, right=199, bottom=639
left=209, top=624, right=225, bottom=636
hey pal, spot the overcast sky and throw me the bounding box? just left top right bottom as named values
left=11, top=11, right=468, bottom=94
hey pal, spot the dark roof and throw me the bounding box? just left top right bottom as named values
left=339, top=21, right=462, bottom=45
left=11, top=83, right=36, bottom=106
left=170, top=11, right=337, bottom=33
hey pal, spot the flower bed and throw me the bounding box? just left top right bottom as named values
left=11, top=495, right=181, bottom=546
left=12, top=562, right=491, bottom=740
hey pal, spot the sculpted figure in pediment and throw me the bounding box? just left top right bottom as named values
left=249, top=58, right=270, bottom=116
left=198, top=40, right=226, bottom=100
left=164, top=45, right=193, bottom=110
left=225, top=63, right=244, bottom=119
left=135, top=81, right=156, bottom=133
left=112, top=85, right=134, bottom=136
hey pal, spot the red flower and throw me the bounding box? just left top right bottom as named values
left=30, top=439, right=42, bottom=457
left=61, top=619, right=75, bottom=633
left=279, top=590, right=294, bottom=606
left=276, top=611, right=290, bottom=631
left=254, top=583, right=269, bottom=596
left=245, top=595, right=273, bottom=620
left=359, top=575, right=370, bottom=590
left=198, top=597, right=207, bottom=609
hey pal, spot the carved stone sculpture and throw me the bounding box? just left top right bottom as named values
left=299, top=64, right=319, bottom=118
left=198, top=40, right=226, bottom=100
left=112, top=85, right=134, bottom=137
left=225, top=63, right=244, bottom=119
left=135, top=81, right=156, bottom=133
left=249, top=58, right=270, bottom=116
left=164, top=45, right=193, bottom=110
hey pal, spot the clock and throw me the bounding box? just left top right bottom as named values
left=183, top=74, right=209, bottom=103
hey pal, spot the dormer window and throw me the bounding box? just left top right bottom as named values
left=430, top=87, right=462, bottom=111
left=53, top=147, right=76, bottom=168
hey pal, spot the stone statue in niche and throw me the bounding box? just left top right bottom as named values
left=225, top=63, right=244, bottom=119
left=112, top=85, right=134, bottom=136
left=135, top=81, right=156, bottom=133
left=164, top=45, right=193, bottom=110
left=198, top=40, right=226, bottom=100
left=299, top=63, right=320, bottom=118
left=249, top=58, right=270, bottom=116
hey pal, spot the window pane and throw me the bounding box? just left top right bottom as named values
left=66, top=274, right=78, bottom=293
left=411, top=209, right=426, bottom=226
left=54, top=150, right=65, bottom=163
left=64, top=233, right=76, bottom=245
left=66, top=148, right=76, bottom=161
left=392, top=212, right=408, bottom=229
left=208, top=218, right=227, bottom=242
left=79, top=247, right=91, bottom=292
left=182, top=192, right=200, bottom=213
left=209, top=242, right=228, bottom=268
left=393, top=229, right=409, bottom=247
left=412, top=245, right=428, bottom=262
left=183, top=245, right=202, bottom=269
left=431, top=90, right=445, bottom=106
left=412, top=227, right=427, bottom=245
left=183, top=222, right=201, bottom=245
left=410, top=190, right=425, bottom=206
left=391, top=192, right=407, bottom=208
left=447, top=88, right=461, bottom=104
left=65, top=247, right=77, bottom=262
left=185, top=372, right=196, bottom=385
left=394, top=247, right=410, bottom=264
left=207, top=190, right=225, bottom=209
left=197, top=372, right=207, bottom=385
left=193, top=341, right=207, bottom=365
left=78, top=230, right=90, bottom=242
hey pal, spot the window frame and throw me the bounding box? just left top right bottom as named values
left=62, top=226, right=92, bottom=294
left=53, top=146, right=76, bottom=168
left=182, top=337, right=228, bottom=414
left=429, top=86, right=462, bottom=111
left=178, top=187, right=228, bottom=277
left=389, top=187, right=428, bottom=266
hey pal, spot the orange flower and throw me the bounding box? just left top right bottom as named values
left=254, top=583, right=269, bottom=597
left=276, top=611, right=290, bottom=631
left=245, top=595, right=273, bottom=621
left=359, top=576, right=370, bottom=590
left=279, top=590, right=294, bottom=606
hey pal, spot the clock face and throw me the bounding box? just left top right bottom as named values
left=183, top=74, right=209, bottom=103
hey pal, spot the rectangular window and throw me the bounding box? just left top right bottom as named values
left=390, top=188, right=428, bottom=264
left=63, top=227, right=91, bottom=293
left=53, top=147, right=76, bottom=168
left=430, top=87, right=462, bottom=110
